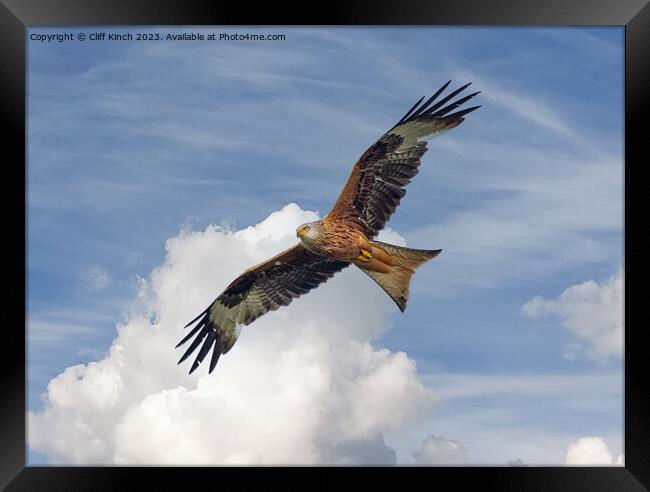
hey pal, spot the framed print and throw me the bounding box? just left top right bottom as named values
left=2, top=0, right=648, bottom=489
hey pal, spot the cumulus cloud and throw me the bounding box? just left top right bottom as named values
left=522, top=267, right=623, bottom=359
left=564, top=437, right=623, bottom=465
left=412, top=434, right=467, bottom=465
left=28, top=203, right=431, bottom=464
left=409, top=434, right=624, bottom=467
left=321, top=433, right=397, bottom=465
left=507, top=458, right=527, bottom=466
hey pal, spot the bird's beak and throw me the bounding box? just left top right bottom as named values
left=297, top=228, right=305, bottom=238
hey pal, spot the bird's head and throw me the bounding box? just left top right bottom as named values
left=296, top=220, right=320, bottom=244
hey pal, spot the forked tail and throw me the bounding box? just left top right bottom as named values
left=359, top=240, right=441, bottom=312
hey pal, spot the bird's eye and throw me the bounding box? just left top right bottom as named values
left=304, top=226, right=310, bottom=231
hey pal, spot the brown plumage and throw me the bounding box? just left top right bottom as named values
left=177, top=81, right=481, bottom=374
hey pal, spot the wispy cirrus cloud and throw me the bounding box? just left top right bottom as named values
left=83, top=266, right=110, bottom=290
left=454, top=70, right=575, bottom=137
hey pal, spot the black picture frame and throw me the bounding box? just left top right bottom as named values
left=3, top=0, right=648, bottom=489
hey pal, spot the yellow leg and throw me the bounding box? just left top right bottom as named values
left=357, top=249, right=372, bottom=262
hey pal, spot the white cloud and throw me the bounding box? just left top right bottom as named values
left=480, top=85, right=573, bottom=137
left=30, top=28, right=623, bottom=301
left=453, top=69, right=574, bottom=137
left=28, top=203, right=432, bottom=465
left=409, top=143, right=622, bottom=297
left=522, top=267, right=623, bottom=359
left=409, top=434, right=625, bottom=466
left=507, top=458, right=527, bottom=466
left=564, top=436, right=623, bottom=465
left=28, top=308, right=117, bottom=343
left=412, top=434, right=467, bottom=464
left=406, top=371, right=622, bottom=465
left=420, top=372, right=621, bottom=403
left=84, top=266, right=110, bottom=290
left=320, top=433, right=397, bottom=465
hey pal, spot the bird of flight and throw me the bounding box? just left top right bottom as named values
left=176, top=80, right=480, bottom=375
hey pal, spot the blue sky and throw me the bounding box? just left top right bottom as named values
left=27, top=27, right=623, bottom=465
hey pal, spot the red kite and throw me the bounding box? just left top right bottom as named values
left=177, top=81, right=480, bottom=374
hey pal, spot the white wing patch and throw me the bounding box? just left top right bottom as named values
left=391, top=119, right=461, bottom=153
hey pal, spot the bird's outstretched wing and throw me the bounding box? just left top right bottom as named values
left=176, top=244, right=349, bottom=374
left=327, top=81, right=481, bottom=238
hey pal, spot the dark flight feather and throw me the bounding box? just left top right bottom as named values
left=328, top=81, right=481, bottom=238
left=176, top=245, right=349, bottom=374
